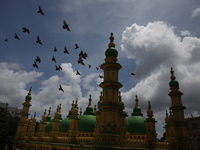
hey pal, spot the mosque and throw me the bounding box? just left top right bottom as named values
left=13, top=33, right=191, bottom=150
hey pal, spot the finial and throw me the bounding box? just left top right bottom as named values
left=88, top=94, right=92, bottom=107
left=28, top=86, right=32, bottom=95
left=108, top=32, right=115, bottom=48
left=48, top=107, right=51, bottom=116
left=57, top=105, right=59, bottom=112
left=170, top=67, right=176, bottom=80
left=44, top=109, right=46, bottom=115
left=72, top=100, right=74, bottom=108
left=135, top=95, right=140, bottom=108
left=59, top=104, right=61, bottom=112
left=148, top=101, right=151, bottom=110
left=80, top=108, right=82, bottom=116
left=34, top=112, right=36, bottom=118
left=75, top=98, right=78, bottom=107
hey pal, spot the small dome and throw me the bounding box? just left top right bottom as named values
left=126, top=95, right=147, bottom=134
left=45, top=121, right=53, bottom=133
left=105, top=47, right=118, bottom=58
left=59, top=117, right=70, bottom=132
left=26, top=87, right=32, bottom=100
left=78, top=95, right=96, bottom=132
left=126, top=116, right=147, bottom=134
left=25, top=95, right=32, bottom=101
left=169, top=80, right=179, bottom=87
left=78, top=115, right=96, bottom=132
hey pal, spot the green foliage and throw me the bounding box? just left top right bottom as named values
left=0, top=107, right=20, bottom=150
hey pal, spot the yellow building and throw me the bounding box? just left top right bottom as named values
left=13, top=33, right=191, bottom=150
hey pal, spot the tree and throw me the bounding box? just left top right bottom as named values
left=0, top=107, right=20, bottom=150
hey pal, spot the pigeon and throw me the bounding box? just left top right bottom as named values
left=33, top=61, right=38, bottom=69
left=35, top=56, right=41, bottom=63
left=59, top=84, right=64, bottom=92
left=99, top=75, right=103, bottom=79
left=78, top=55, right=85, bottom=66
left=79, top=50, right=88, bottom=59
left=4, top=38, right=8, bottom=42
left=52, top=55, right=57, bottom=63
left=63, top=20, right=71, bottom=31
left=54, top=47, right=57, bottom=52
left=36, top=36, right=43, bottom=45
left=76, top=70, right=81, bottom=75
left=38, top=6, right=45, bottom=16
left=88, top=64, right=91, bottom=68
left=22, top=27, right=30, bottom=34
left=55, top=65, right=62, bottom=71
left=131, top=73, right=135, bottom=75
left=64, top=46, right=69, bottom=54
left=14, top=33, right=20, bottom=40
left=75, top=44, right=79, bottom=49
left=96, top=67, right=99, bottom=70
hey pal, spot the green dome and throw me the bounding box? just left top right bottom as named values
left=45, top=121, right=53, bottom=133
left=169, top=80, right=179, bottom=87
left=59, top=117, right=70, bottom=132
left=126, top=116, right=147, bottom=134
left=78, top=115, right=96, bottom=132
left=105, top=47, right=118, bottom=58
left=25, top=95, right=32, bottom=101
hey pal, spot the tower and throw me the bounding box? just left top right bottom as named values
left=15, top=87, right=32, bottom=140
left=68, top=100, right=79, bottom=144
left=165, top=67, right=190, bottom=149
left=94, top=33, right=127, bottom=146
left=145, top=101, right=157, bottom=149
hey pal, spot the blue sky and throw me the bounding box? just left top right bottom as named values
left=1, top=0, right=200, bottom=138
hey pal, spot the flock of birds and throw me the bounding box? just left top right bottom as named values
left=4, top=5, right=135, bottom=93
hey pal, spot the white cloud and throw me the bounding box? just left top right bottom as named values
left=180, top=30, right=192, bottom=37
left=0, top=62, right=43, bottom=107
left=121, top=21, right=200, bottom=126
left=191, top=7, right=200, bottom=18
left=0, top=62, right=101, bottom=120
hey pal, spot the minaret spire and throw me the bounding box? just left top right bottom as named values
left=135, top=95, right=140, bottom=108
left=170, top=67, right=176, bottom=80
left=108, top=32, right=115, bottom=48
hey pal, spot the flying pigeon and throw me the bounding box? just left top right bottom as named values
left=76, top=70, right=81, bottom=75
left=36, top=36, right=43, bottom=45
left=131, top=73, right=135, bottom=75
left=64, top=46, right=69, bottom=54
left=14, top=33, right=20, bottom=40
left=38, top=6, right=45, bottom=16
left=59, top=84, right=64, bottom=92
left=4, top=38, right=8, bottom=42
left=35, top=56, right=41, bottom=63
left=63, top=20, right=71, bottom=31
left=96, top=67, right=99, bottom=70
left=99, top=75, right=103, bottom=79
left=52, top=55, right=57, bottom=63
left=75, top=44, right=79, bottom=49
left=22, top=27, right=30, bottom=34
left=78, top=56, right=85, bottom=66
left=33, top=61, right=38, bottom=69
left=88, top=64, right=91, bottom=68
left=54, top=47, right=57, bottom=52
left=55, top=65, right=62, bottom=71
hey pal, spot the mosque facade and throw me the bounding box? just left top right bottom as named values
left=13, top=33, right=191, bottom=150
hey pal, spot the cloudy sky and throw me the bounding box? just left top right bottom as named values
left=1, top=0, right=200, bottom=138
